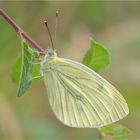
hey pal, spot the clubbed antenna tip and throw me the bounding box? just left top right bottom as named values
left=44, top=20, right=47, bottom=25
left=56, top=11, right=59, bottom=17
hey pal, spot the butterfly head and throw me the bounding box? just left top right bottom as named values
left=46, top=47, right=57, bottom=57
left=41, top=47, right=57, bottom=64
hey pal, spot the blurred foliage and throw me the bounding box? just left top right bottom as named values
left=0, top=1, right=140, bottom=139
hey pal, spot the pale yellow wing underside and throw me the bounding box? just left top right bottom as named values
left=42, top=57, right=129, bottom=128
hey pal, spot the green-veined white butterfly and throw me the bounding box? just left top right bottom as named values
left=40, top=13, right=129, bottom=128
left=40, top=47, right=129, bottom=128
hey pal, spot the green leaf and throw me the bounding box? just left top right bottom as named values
left=12, top=40, right=41, bottom=97
left=32, top=63, right=41, bottom=78
left=99, top=124, right=130, bottom=140
left=12, top=54, right=22, bottom=84
left=82, top=39, right=110, bottom=72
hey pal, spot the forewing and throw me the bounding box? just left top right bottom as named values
left=43, top=58, right=129, bottom=128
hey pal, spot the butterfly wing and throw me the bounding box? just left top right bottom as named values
left=42, top=57, right=129, bottom=128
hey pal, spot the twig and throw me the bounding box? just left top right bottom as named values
left=0, top=8, right=45, bottom=55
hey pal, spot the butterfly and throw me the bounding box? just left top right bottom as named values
left=40, top=46, right=129, bottom=128
left=40, top=13, right=129, bottom=128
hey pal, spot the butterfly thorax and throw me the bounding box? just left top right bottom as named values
left=41, top=47, right=57, bottom=62
left=41, top=47, right=58, bottom=73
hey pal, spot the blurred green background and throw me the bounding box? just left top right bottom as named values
left=0, top=1, right=140, bottom=139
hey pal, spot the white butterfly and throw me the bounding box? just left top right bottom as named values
left=41, top=47, right=129, bottom=128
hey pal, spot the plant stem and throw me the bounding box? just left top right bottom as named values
left=0, top=8, right=45, bottom=55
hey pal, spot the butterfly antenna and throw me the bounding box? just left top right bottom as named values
left=54, top=11, right=59, bottom=47
left=44, top=20, right=54, bottom=49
